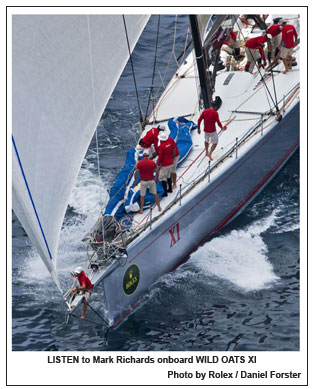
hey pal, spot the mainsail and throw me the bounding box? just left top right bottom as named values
left=12, top=14, right=149, bottom=293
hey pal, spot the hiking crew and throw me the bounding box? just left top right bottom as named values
left=71, top=267, right=93, bottom=320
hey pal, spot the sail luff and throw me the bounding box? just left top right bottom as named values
left=12, top=14, right=149, bottom=292
left=196, top=14, right=211, bottom=43
left=12, top=149, right=63, bottom=293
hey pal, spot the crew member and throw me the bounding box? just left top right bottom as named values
left=134, top=150, right=162, bottom=214
left=197, top=101, right=226, bottom=161
left=224, top=30, right=241, bottom=59
left=266, top=21, right=283, bottom=66
left=244, top=34, right=272, bottom=72
left=280, top=20, right=298, bottom=74
left=71, top=267, right=93, bottom=320
left=157, top=132, right=176, bottom=196
left=166, top=136, right=180, bottom=190
left=138, top=124, right=166, bottom=156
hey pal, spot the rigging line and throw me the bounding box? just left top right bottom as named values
left=269, top=66, right=279, bottom=111
left=12, top=135, right=53, bottom=260
left=173, top=23, right=180, bottom=66
left=122, top=15, right=143, bottom=125
left=144, top=15, right=161, bottom=121
left=87, top=16, right=104, bottom=209
left=153, top=15, right=179, bottom=104
left=150, top=61, right=197, bottom=120
left=87, top=15, right=106, bottom=248
left=235, top=18, right=279, bottom=113
left=263, top=77, right=274, bottom=112
left=87, top=301, right=110, bottom=326
left=177, top=28, right=192, bottom=64
left=69, top=312, right=106, bottom=326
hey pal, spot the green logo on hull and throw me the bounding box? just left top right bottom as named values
left=123, top=264, right=140, bottom=295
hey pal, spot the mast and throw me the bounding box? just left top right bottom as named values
left=189, top=15, right=211, bottom=109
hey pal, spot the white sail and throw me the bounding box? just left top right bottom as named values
left=196, top=14, right=211, bottom=42
left=12, top=14, right=149, bottom=293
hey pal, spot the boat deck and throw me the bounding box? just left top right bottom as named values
left=131, top=46, right=300, bottom=231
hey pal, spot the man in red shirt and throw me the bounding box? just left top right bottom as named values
left=166, top=136, right=180, bottom=190
left=244, top=34, right=272, bottom=72
left=224, top=30, right=241, bottom=59
left=157, top=132, right=177, bottom=196
left=280, top=20, right=298, bottom=74
left=266, top=22, right=283, bottom=66
left=138, top=124, right=166, bottom=155
left=71, top=267, right=93, bottom=320
left=197, top=101, right=226, bottom=160
left=134, top=150, right=162, bottom=213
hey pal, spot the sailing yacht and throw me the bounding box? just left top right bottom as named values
left=12, top=14, right=300, bottom=328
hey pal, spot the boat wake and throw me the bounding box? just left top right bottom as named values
left=69, top=160, right=108, bottom=221
left=189, top=212, right=280, bottom=291
left=155, top=211, right=281, bottom=297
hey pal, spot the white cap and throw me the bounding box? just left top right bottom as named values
left=266, top=33, right=272, bottom=40
left=73, top=266, right=82, bottom=275
left=158, top=132, right=169, bottom=141
left=279, top=19, right=287, bottom=25
left=158, top=124, right=166, bottom=131
left=143, top=149, right=149, bottom=155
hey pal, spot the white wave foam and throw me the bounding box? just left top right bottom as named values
left=270, top=205, right=299, bottom=234
left=275, top=220, right=300, bottom=233
left=159, top=266, right=196, bottom=289
left=19, top=161, right=110, bottom=290
left=69, top=160, right=109, bottom=219
left=21, top=248, right=51, bottom=283
left=189, top=213, right=280, bottom=292
left=57, top=163, right=110, bottom=279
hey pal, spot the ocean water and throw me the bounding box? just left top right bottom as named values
left=11, top=15, right=300, bottom=352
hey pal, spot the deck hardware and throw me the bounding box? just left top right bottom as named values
left=235, top=138, right=238, bottom=159
left=179, top=184, right=182, bottom=206
left=208, top=161, right=211, bottom=182
left=261, top=114, right=264, bottom=136
left=283, top=95, right=285, bottom=113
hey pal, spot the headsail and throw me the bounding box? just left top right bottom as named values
left=202, top=15, right=239, bottom=59
left=12, top=14, right=149, bottom=293
left=196, top=14, right=211, bottom=42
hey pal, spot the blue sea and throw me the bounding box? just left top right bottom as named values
left=12, top=15, right=299, bottom=352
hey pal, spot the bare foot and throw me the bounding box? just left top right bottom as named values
left=283, top=70, right=288, bottom=74
left=208, top=154, right=213, bottom=161
left=139, top=209, right=143, bottom=214
left=80, top=315, right=85, bottom=320
left=172, top=184, right=177, bottom=190
left=158, top=207, right=162, bottom=212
